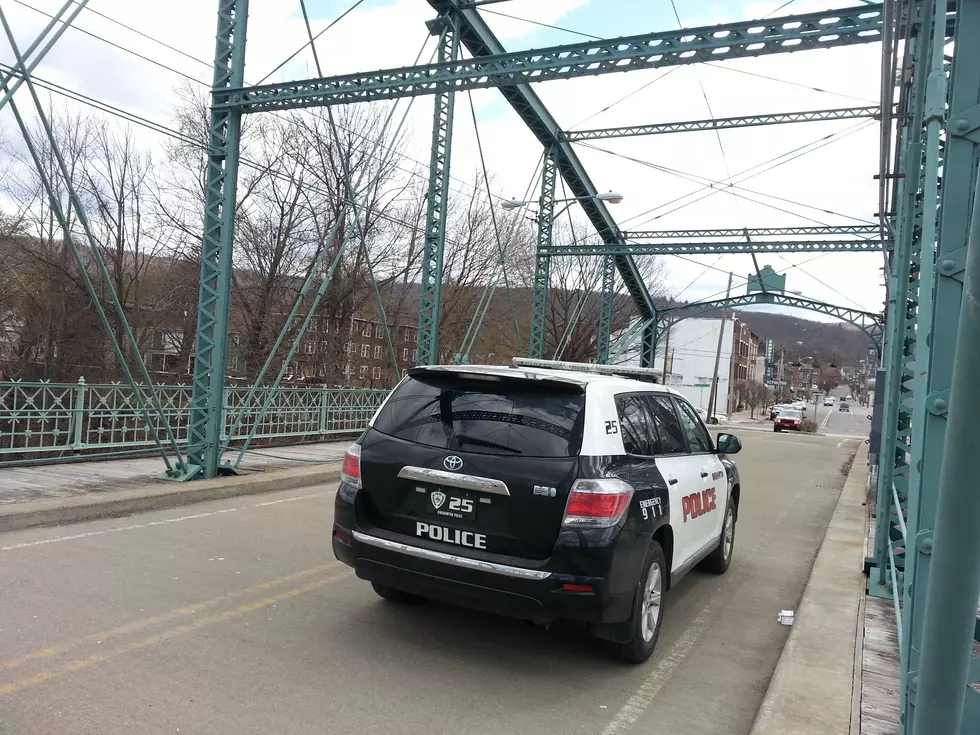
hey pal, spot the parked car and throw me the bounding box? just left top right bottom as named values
left=332, top=361, right=743, bottom=664
left=774, top=409, right=804, bottom=432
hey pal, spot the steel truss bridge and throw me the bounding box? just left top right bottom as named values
left=0, top=1, right=977, bottom=732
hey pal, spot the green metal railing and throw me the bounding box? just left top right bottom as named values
left=0, top=379, right=387, bottom=465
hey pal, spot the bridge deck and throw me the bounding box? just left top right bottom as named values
left=0, top=442, right=349, bottom=506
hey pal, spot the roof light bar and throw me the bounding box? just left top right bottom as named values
left=511, top=358, right=661, bottom=383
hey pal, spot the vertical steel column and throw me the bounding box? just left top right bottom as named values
left=596, top=254, right=616, bottom=363
left=528, top=146, right=556, bottom=359
left=640, top=319, right=658, bottom=368
left=416, top=14, right=459, bottom=366
left=185, top=0, right=249, bottom=479
left=874, top=18, right=929, bottom=593
left=908, top=1, right=980, bottom=730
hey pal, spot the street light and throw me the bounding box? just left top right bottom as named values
left=499, top=191, right=624, bottom=210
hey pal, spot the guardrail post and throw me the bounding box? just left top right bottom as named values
left=71, top=376, right=86, bottom=451
left=319, top=386, right=329, bottom=435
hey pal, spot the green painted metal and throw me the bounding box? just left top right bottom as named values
left=416, top=14, right=459, bottom=366
left=907, top=0, right=980, bottom=731
left=658, top=293, right=883, bottom=352
left=185, top=0, right=250, bottom=479
left=746, top=265, right=786, bottom=294
left=0, top=0, right=88, bottom=113
left=0, top=10, right=187, bottom=476
left=624, top=225, right=880, bottom=239
left=222, top=5, right=887, bottom=113
left=542, top=239, right=879, bottom=256
left=0, top=379, right=387, bottom=466
left=596, top=254, right=616, bottom=364
left=564, top=106, right=885, bottom=141
left=528, top=147, right=556, bottom=359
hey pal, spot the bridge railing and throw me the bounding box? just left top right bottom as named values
left=0, top=379, right=389, bottom=465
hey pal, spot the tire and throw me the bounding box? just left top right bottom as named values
left=371, top=582, right=424, bottom=604
left=699, top=501, right=736, bottom=575
left=609, top=541, right=667, bottom=664
left=774, top=427, right=781, bottom=432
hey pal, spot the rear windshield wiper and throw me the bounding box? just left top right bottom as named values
left=452, top=433, right=523, bottom=454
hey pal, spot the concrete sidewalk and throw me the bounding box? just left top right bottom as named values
left=750, top=447, right=869, bottom=735
left=0, top=441, right=349, bottom=506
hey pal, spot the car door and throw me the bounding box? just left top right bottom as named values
left=672, top=396, right=727, bottom=555
left=645, top=393, right=703, bottom=571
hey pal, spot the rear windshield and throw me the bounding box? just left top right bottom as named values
left=372, top=374, right=585, bottom=457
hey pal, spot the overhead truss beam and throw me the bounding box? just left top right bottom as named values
left=624, top=225, right=881, bottom=239
left=564, top=106, right=884, bottom=141
left=543, top=239, right=880, bottom=256
left=222, top=4, right=886, bottom=113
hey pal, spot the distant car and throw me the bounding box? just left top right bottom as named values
left=839, top=402, right=850, bottom=412
left=845, top=394, right=853, bottom=401
left=823, top=397, right=835, bottom=407
left=774, top=409, right=803, bottom=432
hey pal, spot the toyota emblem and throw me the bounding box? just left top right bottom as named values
left=443, top=455, right=463, bottom=471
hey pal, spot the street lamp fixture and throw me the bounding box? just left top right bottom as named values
left=499, top=191, right=624, bottom=210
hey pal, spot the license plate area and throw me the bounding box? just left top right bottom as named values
left=414, top=485, right=478, bottom=521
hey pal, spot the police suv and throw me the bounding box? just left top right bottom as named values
left=332, top=358, right=743, bottom=663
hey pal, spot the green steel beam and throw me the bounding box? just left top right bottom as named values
left=596, top=254, right=616, bottom=364
left=427, top=0, right=658, bottom=335
left=542, top=239, right=879, bottom=256
left=185, top=0, right=249, bottom=479
left=221, top=5, right=886, bottom=113
left=416, top=15, right=460, bottom=366
left=528, top=147, right=556, bottom=359
left=624, top=225, right=881, bottom=239
left=564, top=106, right=884, bottom=141
left=659, top=293, right=883, bottom=350
left=908, top=0, right=980, bottom=731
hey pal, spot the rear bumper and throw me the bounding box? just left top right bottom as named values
left=332, top=524, right=635, bottom=625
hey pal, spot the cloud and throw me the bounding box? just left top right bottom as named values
left=0, top=0, right=887, bottom=316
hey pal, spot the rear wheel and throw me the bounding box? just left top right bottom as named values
left=371, top=582, right=425, bottom=604
left=699, top=502, right=735, bottom=574
left=774, top=427, right=781, bottom=432
left=609, top=541, right=666, bottom=664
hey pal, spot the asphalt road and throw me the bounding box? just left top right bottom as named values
left=0, top=432, right=860, bottom=735
left=802, top=388, right=872, bottom=438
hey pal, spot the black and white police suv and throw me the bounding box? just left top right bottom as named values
left=332, top=358, right=743, bottom=663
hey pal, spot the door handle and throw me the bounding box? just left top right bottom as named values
left=668, top=477, right=679, bottom=485
left=700, top=471, right=709, bottom=478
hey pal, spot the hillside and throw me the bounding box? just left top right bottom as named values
left=733, top=310, right=877, bottom=365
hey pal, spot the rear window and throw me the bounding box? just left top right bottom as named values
left=372, top=374, right=585, bottom=457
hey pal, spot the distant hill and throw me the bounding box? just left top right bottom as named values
left=733, top=310, right=877, bottom=365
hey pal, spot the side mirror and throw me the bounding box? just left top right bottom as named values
left=716, top=433, right=741, bottom=455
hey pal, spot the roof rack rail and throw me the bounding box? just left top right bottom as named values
left=511, top=358, right=661, bottom=384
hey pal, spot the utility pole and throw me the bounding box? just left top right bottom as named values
left=707, top=272, right=733, bottom=422
left=661, top=326, right=671, bottom=383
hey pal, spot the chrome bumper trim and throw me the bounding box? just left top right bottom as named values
left=397, top=466, right=510, bottom=496
left=351, top=531, right=552, bottom=580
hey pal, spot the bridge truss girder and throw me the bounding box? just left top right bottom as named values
left=542, top=239, right=881, bottom=257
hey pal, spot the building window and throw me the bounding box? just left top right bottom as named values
left=414, top=329, right=418, bottom=343
left=361, top=322, right=372, bottom=337
left=374, top=325, right=383, bottom=339
left=372, top=367, right=381, bottom=380
left=360, top=344, right=370, bottom=357
left=304, top=342, right=313, bottom=354
left=403, top=328, right=410, bottom=342
left=402, top=348, right=409, bottom=361
left=359, top=365, right=367, bottom=378
left=343, top=341, right=351, bottom=353
left=373, top=345, right=382, bottom=359
left=343, top=364, right=352, bottom=377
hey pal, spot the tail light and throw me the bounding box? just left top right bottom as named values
left=562, top=478, right=634, bottom=529
left=341, top=443, right=361, bottom=489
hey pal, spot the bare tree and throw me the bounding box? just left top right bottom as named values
left=741, top=380, right=770, bottom=419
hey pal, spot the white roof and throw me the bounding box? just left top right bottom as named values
left=412, top=363, right=680, bottom=396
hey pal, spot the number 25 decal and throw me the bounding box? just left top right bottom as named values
left=449, top=497, right=474, bottom=513
left=605, top=420, right=618, bottom=435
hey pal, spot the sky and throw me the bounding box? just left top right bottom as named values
left=0, top=0, right=888, bottom=321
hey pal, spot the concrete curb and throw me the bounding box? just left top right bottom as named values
left=0, top=464, right=342, bottom=534
left=749, top=445, right=869, bottom=735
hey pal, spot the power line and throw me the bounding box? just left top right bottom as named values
left=701, top=62, right=879, bottom=105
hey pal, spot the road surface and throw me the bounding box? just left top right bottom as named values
left=0, top=432, right=860, bottom=735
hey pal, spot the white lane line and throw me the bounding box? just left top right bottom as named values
left=1, top=508, right=240, bottom=551
left=252, top=492, right=326, bottom=507
left=2, top=491, right=333, bottom=552
left=600, top=606, right=713, bottom=734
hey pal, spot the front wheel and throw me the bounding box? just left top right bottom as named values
left=699, top=502, right=735, bottom=574
left=609, top=541, right=666, bottom=664
left=774, top=427, right=781, bottom=432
